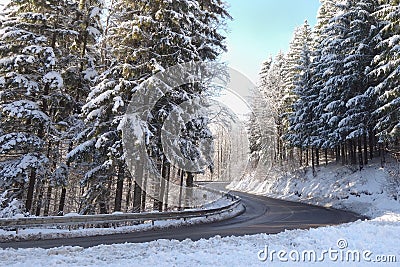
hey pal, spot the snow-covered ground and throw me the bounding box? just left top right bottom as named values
left=0, top=217, right=399, bottom=266
left=1, top=159, right=399, bottom=266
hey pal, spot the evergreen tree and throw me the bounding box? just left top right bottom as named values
left=282, top=21, right=312, bottom=119
left=313, top=1, right=352, bottom=149
left=258, top=52, right=287, bottom=162
left=305, top=0, right=339, bottom=150
left=70, top=0, right=231, bottom=213
left=0, top=0, right=68, bottom=215
left=286, top=22, right=314, bottom=148
left=369, top=0, right=400, bottom=139
left=0, top=0, right=102, bottom=217
left=334, top=0, right=378, bottom=143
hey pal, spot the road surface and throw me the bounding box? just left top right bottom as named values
left=0, top=191, right=364, bottom=249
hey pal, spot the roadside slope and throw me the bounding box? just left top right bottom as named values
left=228, top=157, right=400, bottom=219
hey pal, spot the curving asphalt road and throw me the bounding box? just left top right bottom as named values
left=0, top=191, right=364, bottom=249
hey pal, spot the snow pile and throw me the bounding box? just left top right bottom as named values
left=0, top=191, right=25, bottom=218
left=0, top=219, right=399, bottom=266
left=229, top=158, right=400, bottom=219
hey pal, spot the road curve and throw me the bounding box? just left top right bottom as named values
left=0, top=191, right=364, bottom=249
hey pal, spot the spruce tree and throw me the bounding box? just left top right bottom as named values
left=0, top=0, right=100, bottom=216
left=286, top=22, right=314, bottom=149
left=70, top=0, right=231, bottom=213
left=369, top=0, right=400, bottom=139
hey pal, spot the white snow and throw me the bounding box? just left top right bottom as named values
left=42, top=71, right=63, bottom=89
left=1, top=100, right=49, bottom=122
left=0, top=219, right=398, bottom=266
left=112, top=96, right=124, bottom=113
left=82, top=67, right=97, bottom=81
left=87, top=26, right=101, bottom=38
left=90, top=7, right=101, bottom=18
left=66, top=139, right=95, bottom=161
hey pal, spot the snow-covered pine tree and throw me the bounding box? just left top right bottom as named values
left=0, top=0, right=98, bottom=216
left=258, top=57, right=273, bottom=89
left=368, top=0, right=400, bottom=140
left=314, top=1, right=351, bottom=151
left=55, top=0, right=103, bottom=216
left=282, top=21, right=312, bottom=123
left=259, top=52, right=287, bottom=163
left=285, top=22, right=314, bottom=151
left=249, top=57, right=273, bottom=159
left=313, top=0, right=378, bottom=167
left=306, top=0, right=339, bottom=153
left=134, top=0, right=230, bottom=211
left=70, top=0, right=231, bottom=213
left=333, top=0, right=378, bottom=168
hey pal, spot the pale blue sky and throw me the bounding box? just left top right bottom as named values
left=221, top=0, right=321, bottom=83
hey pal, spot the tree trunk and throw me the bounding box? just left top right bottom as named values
left=305, top=149, right=309, bottom=166
left=43, top=185, right=52, bottom=216
left=58, top=187, right=67, bottom=216
left=99, top=195, right=108, bottom=214
left=311, top=148, right=316, bottom=176
left=125, top=177, right=132, bottom=213
left=163, top=164, right=171, bottom=211
left=35, top=181, right=44, bottom=216
left=114, top=162, right=124, bottom=212
left=350, top=142, right=354, bottom=165
left=58, top=141, right=73, bottom=215
left=133, top=161, right=143, bottom=213
left=185, top=172, right=194, bottom=208
left=153, top=160, right=163, bottom=211
left=25, top=169, right=36, bottom=213
left=336, top=146, right=340, bottom=163
left=358, top=137, right=363, bottom=171
left=299, top=148, right=303, bottom=166
left=325, top=149, right=328, bottom=165
left=380, top=142, right=386, bottom=167
left=133, top=181, right=142, bottom=212
left=341, top=144, right=346, bottom=165
left=140, top=170, right=147, bottom=212
left=369, top=129, right=374, bottom=160
left=178, top=170, right=184, bottom=210
left=157, top=158, right=168, bottom=212
left=363, top=133, right=368, bottom=165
